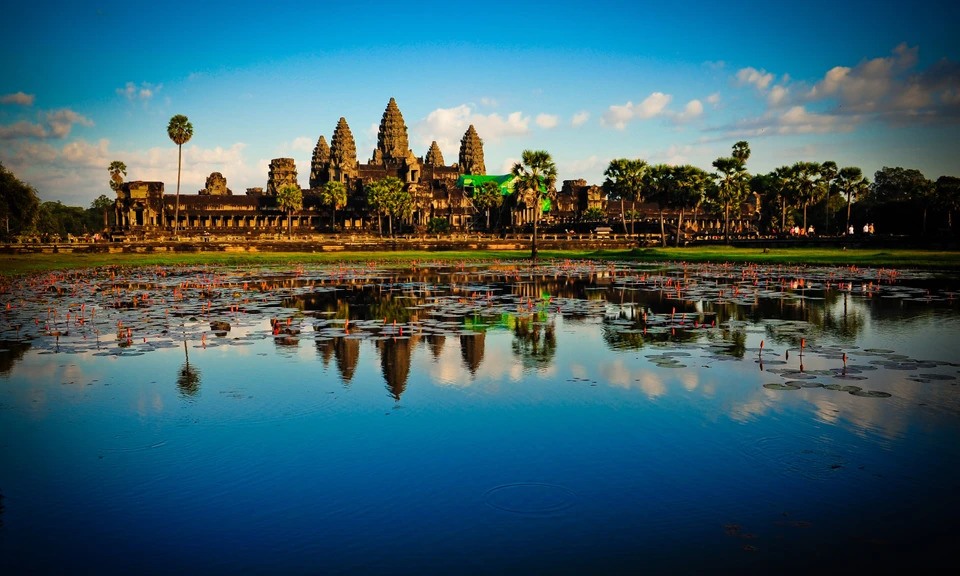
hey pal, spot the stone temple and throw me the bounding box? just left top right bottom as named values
left=115, top=98, right=495, bottom=235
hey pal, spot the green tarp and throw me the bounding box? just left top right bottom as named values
left=457, top=174, right=551, bottom=210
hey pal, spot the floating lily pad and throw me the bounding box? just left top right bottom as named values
left=764, top=382, right=801, bottom=390
left=850, top=390, right=892, bottom=398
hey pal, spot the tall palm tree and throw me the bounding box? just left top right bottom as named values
left=320, top=181, right=347, bottom=231
left=789, top=161, right=822, bottom=232
left=836, top=166, right=866, bottom=232
left=108, top=160, right=127, bottom=193
left=511, top=150, right=557, bottom=261
left=644, top=164, right=672, bottom=247
left=167, top=114, right=194, bottom=235
left=603, top=158, right=647, bottom=234
left=277, top=184, right=303, bottom=238
left=819, top=160, right=838, bottom=234
left=669, top=165, right=710, bottom=247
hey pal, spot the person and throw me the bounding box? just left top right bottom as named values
left=863, top=223, right=870, bottom=234
left=848, top=225, right=854, bottom=235
left=869, top=223, right=875, bottom=234
left=807, top=225, right=815, bottom=235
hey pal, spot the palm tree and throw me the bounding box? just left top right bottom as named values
left=108, top=160, right=127, bottom=193
left=365, top=177, right=408, bottom=236
left=276, top=184, right=303, bottom=238
left=819, top=161, right=838, bottom=234
left=789, top=161, right=822, bottom=232
left=603, top=158, right=647, bottom=235
left=836, top=166, right=866, bottom=232
left=711, top=141, right=751, bottom=242
left=644, top=164, right=672, bottom=247
left=669, top=165, right=710, bottom=247
left=511, top=150, right=558, bottom=261
left=91, top=195, right=114, bottom=229
left=320, top=181, right=348, bottom=231
left=473, top=180, right=504, bottom=230
left=166, top=114, right=194, bottom=235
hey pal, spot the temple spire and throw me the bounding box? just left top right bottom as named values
left=458, top=124, right=486, bottom=175
left=374, top=97, right=410, bottom=165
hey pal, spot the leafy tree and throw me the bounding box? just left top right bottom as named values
left=511, top=150, right=558, bottom=261
left=711, top=141, right=751, bottom=242
left=427, top=217, right=450, bottom=234
left=108, top=160, right=127, bottom=193
left=365, top=176, right=409, bottom=236
left=91, top=194, right=114, bottom=229
left=819, top=161, right=838, bottom=233
left=511, top=314, right=556, bottom=369
left=835, top=166, right=868, bottom=232
left=276, top=184, right=303, bottom=237
left=583, top=207, right=605, bottom=221
left=668, top=165, right=710, bottom=246
left=167, top=114, right=194, bottom=234
left=0, top=162, right=41, bottom=239
left=473, top=180, right=504, bottom=230
left=935, top=175, right=960, bottom=230
left=602, top=158, right=647, bottom=234
left=788, top=161, right=822, bottom=232
left=871, top=167, right=934, bottom=234
left=644, top=164, right=672, bottom=247
left=319, top=180, right=348, bottom=231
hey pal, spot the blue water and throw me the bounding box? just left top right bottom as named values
left=1, top=261, right=959, bottom=574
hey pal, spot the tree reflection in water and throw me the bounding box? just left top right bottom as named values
left=177, top=339, right=202, bottom=398
left=511, top=313, right=556, bottom=370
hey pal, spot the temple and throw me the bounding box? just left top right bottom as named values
left=113, top=97, right=757, bottom=238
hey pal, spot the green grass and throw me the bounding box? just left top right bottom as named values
left=2, top=247, right=959, bottom=276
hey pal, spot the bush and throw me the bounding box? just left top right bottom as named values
left=427, top=218, right=450, bottom=234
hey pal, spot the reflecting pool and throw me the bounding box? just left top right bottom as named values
left=1, top=260, right=959, bottom=574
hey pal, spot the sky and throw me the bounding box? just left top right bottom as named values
left=1, top=0, right=958, bottom=207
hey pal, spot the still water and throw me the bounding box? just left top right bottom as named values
left=1, top=260, right=959, bottom=574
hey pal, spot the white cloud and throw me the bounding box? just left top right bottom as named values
left=736, top=66, right=775, bottom=91
left=1, top=92, right=35, bottom=106
left=0, top=121, right=47, bottom=139
left=719, top=105, right=860, bottom=138
left=674, top=99, right=704, bottom=123
left=768, top=85, right=789, bottom=106
left=414, top=104, right=530, bottom=158
left=571, top=110, right=590, bottom=127
left=479, top=97, right=498, bottom=107
left=46, top=109, right=94, bottom=138
left=289, top=136, right=314, bottom=152
left=0, top=108, right=93, bottom=140
left=116, top=81, right=161, bottom=102
left=706, top=93, right=721, bottom=105
left=535, top=113, right=559, bottom=129
left=601, top=92, right=673, bottom=129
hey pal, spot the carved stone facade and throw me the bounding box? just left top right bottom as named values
left=458, top=125, right=485, bottom=175
left=309, top=136, right=330, bottom=189
left=424, top=141, right=445, bottom=167
left=200, top=172, right=231, bottom=196
left=267, top=158, right=299, bottom=196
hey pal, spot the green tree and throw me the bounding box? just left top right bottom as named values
left=0, top=162, right=41, bottom=239
left=473, top=180, right=504, bottom=230
left=835, top=166, right=868, bottom=232
left=711, top=141, right=751, bottom=242
left=872, top=167, right=934, bottom=234
left=669, top=165, right=710, bottom=246
left=91, top=194, right=114, bottom=229
left=108, top=160, right=127, bottom=192
left=319, top=180, right=348, bottom=231
left=818, top=160, right=838, bottom=234
left=366, top=176, right=409, bottom=236
left=644, top=164, right=672, bottom=247
left=935, top=175, right=960, bottom=230
left=166, top=114, right=194, bottom=235
left=276, top=184, right=303, bottom=238
left=511, top=150, right=558, bottom=261
left=788, top=161, right=822, bottom=232
left=602, top=158, right=647, bottom=234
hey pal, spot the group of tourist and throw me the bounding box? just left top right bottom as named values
left=788, top=225, right=817, bottom=236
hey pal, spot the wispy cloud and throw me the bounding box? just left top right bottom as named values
left=414, top=104, right=530, bottom=158
left=0, top=108, right=93, bottom=140
left=1, top=92, right=35, bottom=106
left=535, top=113, right=559, bottom=129
left=116, top=81, right=161, bottom=102
left=571, top=110, right=590, bottom=127
left=601, top=92, right=672, bottom=129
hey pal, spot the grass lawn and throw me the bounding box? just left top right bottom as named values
left=2, top=246, right=959, bottom=276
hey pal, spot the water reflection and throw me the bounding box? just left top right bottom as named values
left=2, top=261, right=959, bottom=574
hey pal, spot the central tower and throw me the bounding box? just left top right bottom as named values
left=372, top=97, right=410, bottom=166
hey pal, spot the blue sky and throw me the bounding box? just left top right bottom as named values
left=1, top=0, right=957, bottom=207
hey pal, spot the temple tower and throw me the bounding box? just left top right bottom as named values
left=309, top=135, right=331, bottom=189
left=328, top=117, right=359, bottom=183
left=373, top=97, right=410, bottom=166
left=459, top=124, right=486, bottom=175
left=424, top=141, right=445, bottom=167
left=267, top=158, right=298, bottom=196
